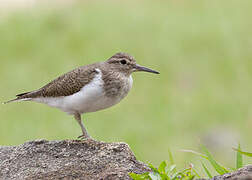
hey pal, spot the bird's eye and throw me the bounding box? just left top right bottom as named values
left=120, top=60, right=127, bottom=65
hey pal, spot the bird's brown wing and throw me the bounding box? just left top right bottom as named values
left=17, top=64, right=99, bottom=99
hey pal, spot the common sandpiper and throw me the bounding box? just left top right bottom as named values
left=4, top=52, right=159, bottom=139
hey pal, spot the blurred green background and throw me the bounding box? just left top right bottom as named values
left=1, top=0, right=252, bottom=175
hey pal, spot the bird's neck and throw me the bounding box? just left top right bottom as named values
left=101, top=69, right=133, bottom=98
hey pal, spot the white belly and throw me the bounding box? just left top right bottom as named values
left=33, top=69, right=133, bottom=115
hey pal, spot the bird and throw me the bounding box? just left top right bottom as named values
left=4, top=52, right=159, bottom=139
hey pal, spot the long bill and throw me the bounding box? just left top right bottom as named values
left=134, top=64, right=160, bottom=74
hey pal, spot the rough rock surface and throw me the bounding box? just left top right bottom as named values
left=212, top=165, right=252, bottom=180
left=0, top=139, right=150, bottom=180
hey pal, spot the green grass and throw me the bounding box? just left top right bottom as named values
left=0, top=0, right=252, bottom=173
left=130, top=144, right=252, bottom=179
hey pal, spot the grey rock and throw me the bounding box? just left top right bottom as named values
left=0, top=139, right=150, bottom=180
left=211, top=165, right=252, bottom=180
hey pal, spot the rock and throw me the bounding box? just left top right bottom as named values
left=0, top=139, right=150, bottom=179
left=212, top=165, right=252, bottom=180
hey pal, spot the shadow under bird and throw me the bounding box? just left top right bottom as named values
left=4, top=52, right=159, bottom=139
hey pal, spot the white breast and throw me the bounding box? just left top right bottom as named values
left=33, top=69, right=133, bottom=115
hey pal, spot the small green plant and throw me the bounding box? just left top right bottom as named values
left=129, top=150, right=199, bottom=180
left=233, top=146, right=252, bottom=158
left=235, top=143, right=243, bottom=169
left=182, top=144, right=230, bottom=178
left=129, top=161, right=197, bottom=180
left=182, top=144, right=249, bottom=178
left=130, top=144, right=252, bottom=180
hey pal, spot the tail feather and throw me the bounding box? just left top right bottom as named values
left=3, top=91, right=33, bottom=104
left=16, top=91, right=31, bottom=97
left=3, top=98, right=20, bottom=104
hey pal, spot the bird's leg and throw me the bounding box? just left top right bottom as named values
left=74, top=113, right=90, bottom=139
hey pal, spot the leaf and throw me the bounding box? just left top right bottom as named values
left=236, top=143, right=243, bottom=169
left=160, top=173, right=169, bottom=180
left=148, top=163, right=159, bottom=173
left=202, top=162, right=212, bottom=178
left=201, top=145, right=229, bottom=175
left=192, top=168, right=201, bottom=178
left=158, top=161, right=167, bottom=174
left=187, top=175, right=196, bottom=180
left=129, top=172, right=150, bottom=180
left=149, top=172, right=161, bottom=180
left=170, top=171, right=180, bottom=180
left=167, top=164, right=176, bottom=174
left=182, top=146, right=229, bottom=175
left=168, top=148, right=175, bottom=165
left=233, top=148, right=252, bottom=157
left=180, top=149, right=208, bottom=159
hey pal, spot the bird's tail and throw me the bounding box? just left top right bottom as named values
left=3, top=91, right=32, bottom=104
left=3, top=98, right=19, bottom=104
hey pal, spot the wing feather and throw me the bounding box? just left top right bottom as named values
left=9, top=63, right=100, bottom=101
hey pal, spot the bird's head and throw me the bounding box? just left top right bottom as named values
left=106, top=52, right=159, bottom=76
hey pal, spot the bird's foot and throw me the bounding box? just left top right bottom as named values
left=77, top=134, right=92, bottom=140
